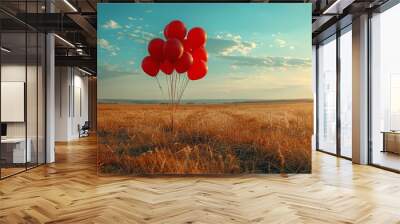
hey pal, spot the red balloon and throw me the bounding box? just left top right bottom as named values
left=160, top=60, right=174, bottom=75
left=164, top=20, right=187, bottom=41
left=163, top=23, right=170, bottom=39
left=175, top=52, right=193, bottom=73
left=187, top=27, right=207, bottom=50
left=188, top=59, right=207, bottom=80
left=141, top=56, right=159, bottom=77
left=183, top=39, right=192, bottom=52
left=163, top=38, right=184, bottom=63
left=148, top=38, right=165, bottom=61
left=192, top=47, right=208, bottom=62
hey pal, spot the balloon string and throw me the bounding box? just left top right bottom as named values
left=177, top=75, right=184, bottom=103
left=162, top=71, right=191, bottom=131
left=171, top=72, right=174, bottom=108
left=155, top=76, right=164, bottom=98
left=178, top=77, right=189, bottom=104
left=180, top=74, right=187, bottom=101
left=178, top=73, right=185, bottom=108
left=166, top=74, right=171, bottom=105
left=170, top=74, right=173, bottom=106
left=174, top=71, right=178, bottom=110
left=176, top=73, right=180, bottom=107
left=176, top=72, right=181, bottom=103
left=171, top=72, right=177, bottom=131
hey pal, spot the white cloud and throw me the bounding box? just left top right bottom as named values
left=275, top=38, right=287, bottom=48
left=231, top=65, right=239, bottom=70
left=217, top=55, right=311, bottom=69
left=289, top=46, right=295, bottom=50
left=210, top=32, right=257, bottom=56
left=117, top=26, right=155, bottom=44
left=98, top=38, right=120, bottom=56
left=103, top=20, right=121, bottom=29
left=98, top=63, right=140, bottom=79
left=128, top=17, right=135, bottom=21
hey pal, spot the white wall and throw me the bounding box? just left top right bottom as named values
left=72, top=73, right=89, bottom=138
left=55, top=67, right=70, bottom=141
left=55, top=67, right=89, bottom=141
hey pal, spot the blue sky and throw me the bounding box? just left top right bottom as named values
left=98, top=3, right=312, bottom=100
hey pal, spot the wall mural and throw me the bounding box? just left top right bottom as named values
left=97, top=3, right=313, bottom=175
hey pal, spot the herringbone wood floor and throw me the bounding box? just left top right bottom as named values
left=1, top=137, right=400, bottom=224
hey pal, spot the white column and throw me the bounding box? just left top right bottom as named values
left=45, top=0, right=55, bottom=163
left=352, top=14, right=369, bottom=164
left=46, top=33, right=55, bottom=163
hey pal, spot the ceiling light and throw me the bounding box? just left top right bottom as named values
left=63, top=0, right=78, bottom=12
left=78, top=67, right=93, bottom=76
left=54, top=34, right=75, bottom=48
left=323, top=0, right=354, bottom=15
left=1, top=47, right=11, bottom=53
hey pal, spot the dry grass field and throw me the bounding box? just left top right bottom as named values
left=97, top=100, right=313, bottom=175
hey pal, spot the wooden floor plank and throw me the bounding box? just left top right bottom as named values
left=0, top=136, right=399, bottom=223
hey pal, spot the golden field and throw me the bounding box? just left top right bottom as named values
left=97, top=100, right=313, bottom=175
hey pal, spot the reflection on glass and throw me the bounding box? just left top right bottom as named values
left=27, top=31, right=38, bottom=169
left=390, top=75, right=400, bottom=131
left=38, top=33, right=46, bottom=165
left=318, top=36, right=337, bottom=154
left=1, top=32, right=27, bottom=177
left=0, top=1, right=47, bottom=179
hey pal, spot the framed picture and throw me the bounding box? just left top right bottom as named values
left=97, top=3, right=312, bottom=175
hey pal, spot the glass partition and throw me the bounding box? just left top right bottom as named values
left=339, top=27, right=352, bottom=158
left=27, top=31, right=38, bottom=169
left=38, top=32, right=46, bottom=165
left=1, top=31, right=28, bottom=177
left=371, top=4, right=400, bottom=171
left=0, top=1, right=46, bottom=179
left=317, top=35, right=337, bottom=154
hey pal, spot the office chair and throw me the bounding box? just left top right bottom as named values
left=79, top=121, right=90, bottom=138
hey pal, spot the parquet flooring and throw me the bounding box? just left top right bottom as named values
left=1, top=136, right=400, bottom=223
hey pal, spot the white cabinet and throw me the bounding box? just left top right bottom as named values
left=1, top=138, right=32, bottom=163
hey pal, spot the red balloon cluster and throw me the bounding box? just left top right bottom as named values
left=141, top=20, right=208, bottom=80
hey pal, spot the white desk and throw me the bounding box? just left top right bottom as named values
left=1, top=138, right=31, bottom=163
